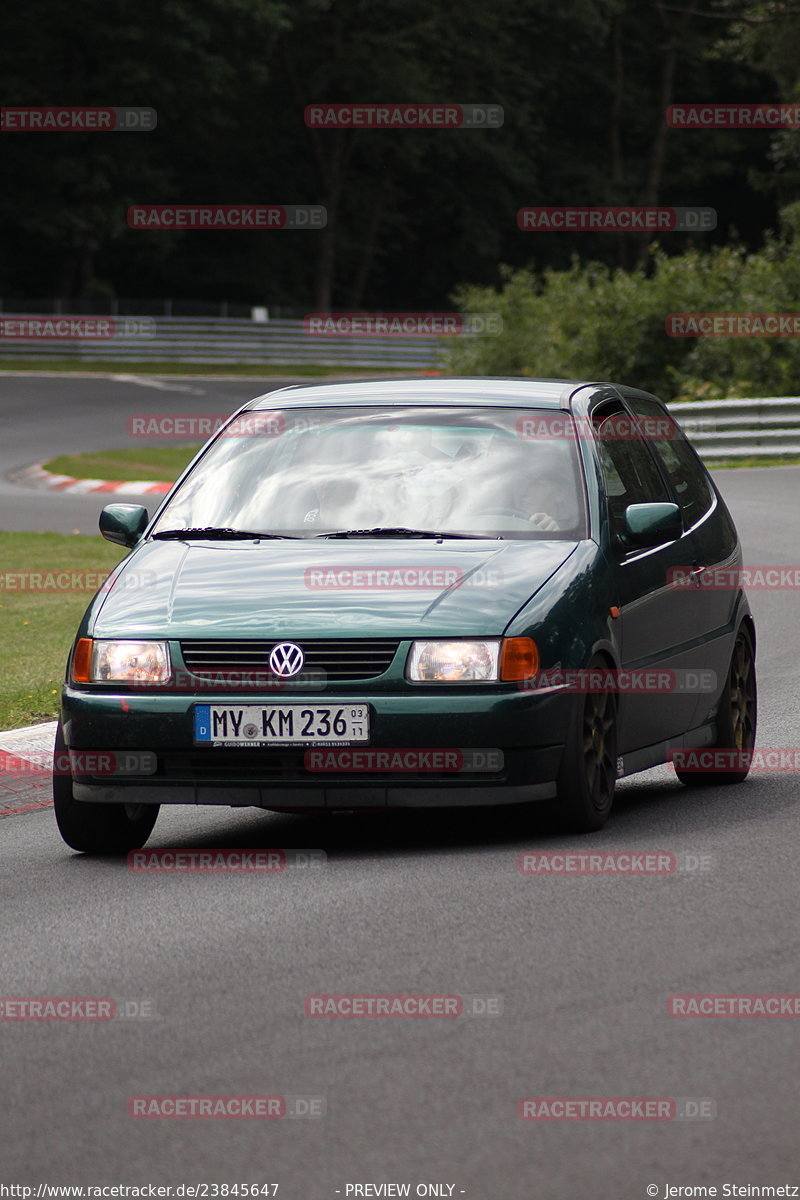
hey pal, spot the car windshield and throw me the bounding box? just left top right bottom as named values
left=150, top=404, right=588, bottom=540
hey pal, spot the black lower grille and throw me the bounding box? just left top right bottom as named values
left=180, top=639, right=401, bottom=682
left=164, top=750, right=307, bottom=780
left=158, top=750, right=498, bottom=783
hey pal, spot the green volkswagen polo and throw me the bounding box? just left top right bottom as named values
left=54, top=378, right=757, bottom=852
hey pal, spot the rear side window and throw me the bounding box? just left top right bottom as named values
left=627, top=396, right=714, bottom=530
left=591, top=402, right=671, bottom=543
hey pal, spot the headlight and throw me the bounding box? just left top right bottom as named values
left=407, top=640, right=500, bottom=682
left=71, top=639, right=171, bottom=683
left=406, top=637, right=539, bottom=683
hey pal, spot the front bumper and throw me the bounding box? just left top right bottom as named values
left=61, top=685, right=574, bottom=808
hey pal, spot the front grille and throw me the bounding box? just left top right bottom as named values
left=180, top=639, right=402, bottom=682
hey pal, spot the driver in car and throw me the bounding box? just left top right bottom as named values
left=456, top=439, right=570, bottom=531
left=522, top=472, right=563, bottom=531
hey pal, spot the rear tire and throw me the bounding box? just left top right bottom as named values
left=675, top=625, right=757, bottom=788
left=554, top=657, right=618, bottom=831
left=53, top=722, right=160, bottom=854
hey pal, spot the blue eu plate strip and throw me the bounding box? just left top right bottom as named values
left=194, top=705, right=211, bottom=741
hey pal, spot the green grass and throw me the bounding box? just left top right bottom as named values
left=44, top=444, right=201, bottom=482
left=0, top=532, right=124, bottom=729
left=0, top=359, right=420, bottom=377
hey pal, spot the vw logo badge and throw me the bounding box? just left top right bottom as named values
left=268, top=642, right=304, bottom=678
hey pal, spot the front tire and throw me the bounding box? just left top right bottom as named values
left=555, top=659, right=618, bottom=831
left=675, top=625, right=757, bottom=788
left=53, top=722, right=160, bottom=854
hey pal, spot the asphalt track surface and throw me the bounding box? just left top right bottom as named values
left=1, top=375, right=798, bottom=1195
left=0, top=372, right=320, bottom=532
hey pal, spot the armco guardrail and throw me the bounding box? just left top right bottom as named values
left=669, top=397, right=800, bottom=460
left=0, top=315, right=442, bottom=369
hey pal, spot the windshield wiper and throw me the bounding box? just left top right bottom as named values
left=152, top=527, right=298, bottom=540
left=315, top=526, right=495, bottom=540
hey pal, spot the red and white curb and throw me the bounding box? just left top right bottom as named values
left=9, top=463, right=171, bottom=496
left=0, top=721, right=58, bottom=816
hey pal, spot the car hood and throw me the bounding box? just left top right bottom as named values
left=92, top=538, right=579, bottom=639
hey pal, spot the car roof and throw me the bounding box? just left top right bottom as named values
left=245, top=377, right=660, bottom=412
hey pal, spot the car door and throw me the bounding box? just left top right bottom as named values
left=624, top=393, right=740, bottom=724
left=591, top=399, right=705, bottom=753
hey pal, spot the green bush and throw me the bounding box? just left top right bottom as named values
left=446, top=204, right=800, bottom=402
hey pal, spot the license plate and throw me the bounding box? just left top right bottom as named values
left=194, top=703, right=370, bottom=746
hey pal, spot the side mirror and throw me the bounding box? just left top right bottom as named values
left=623, top=502, right=681, bottom=546
left=99, top=504, right=149, bottom=548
